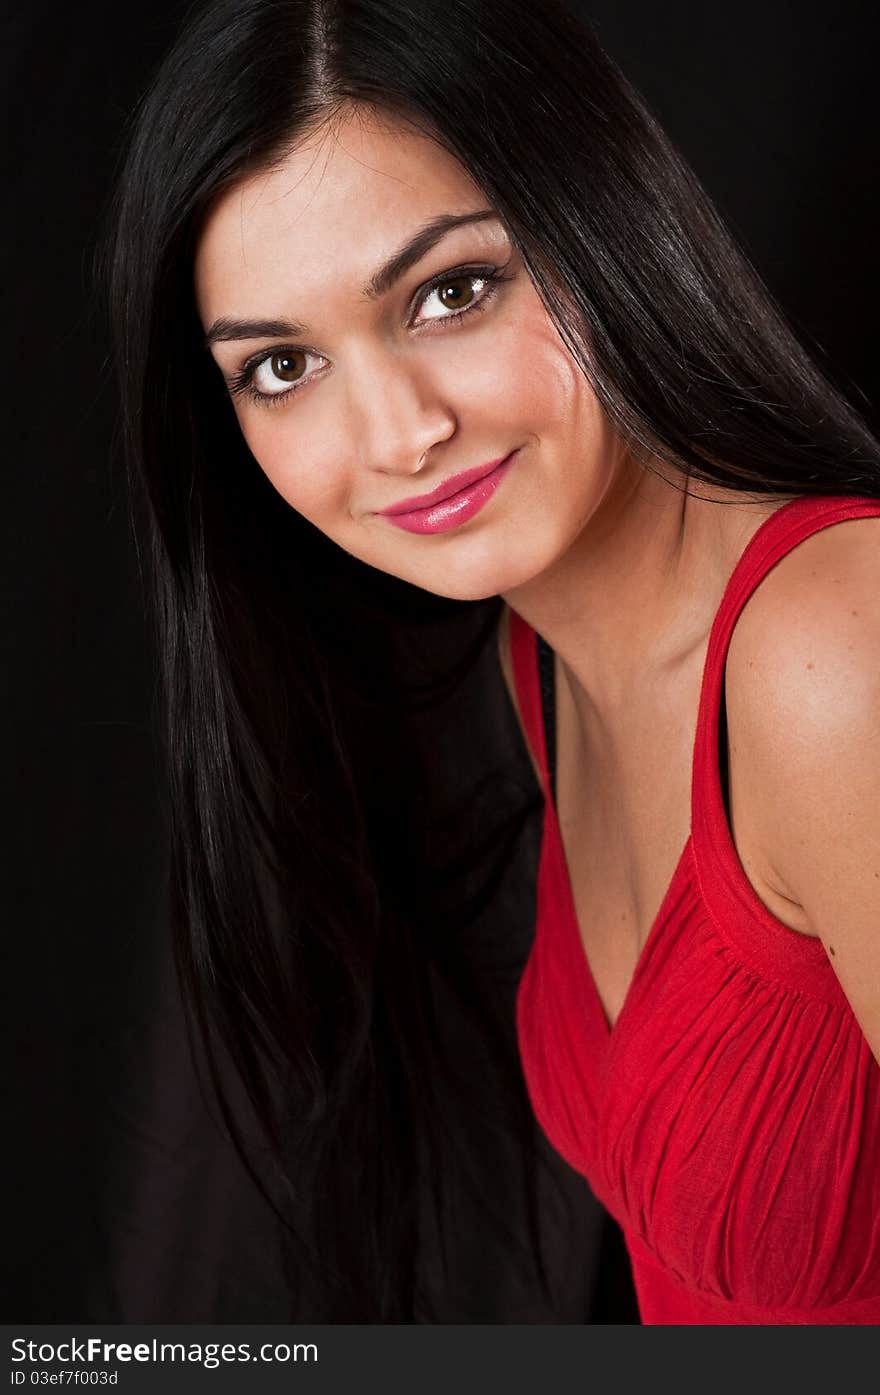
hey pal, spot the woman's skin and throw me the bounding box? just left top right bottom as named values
left=195, top=102, right=880, bottom=1041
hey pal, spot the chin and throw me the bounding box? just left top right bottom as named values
left=409, top=549, right=554, bottom=604
left=420, top=577, right=502, bottom=603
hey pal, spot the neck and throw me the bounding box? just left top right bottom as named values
left=502, top=456, right=786, bottom=721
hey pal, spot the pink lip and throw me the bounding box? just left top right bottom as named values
left=378, top=451, right=518, bottom=535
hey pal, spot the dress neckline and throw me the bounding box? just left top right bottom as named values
left=542, top=790, right=693, bottom=1038
left=509, top=493, right=871, bottom=1041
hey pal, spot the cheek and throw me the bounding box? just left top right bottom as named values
left=515, top=317, right=590, bottom=427
left=457, top=304, right=588, bottom=435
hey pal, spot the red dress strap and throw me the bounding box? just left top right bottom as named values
left=691, top=493, right=880, bottom=994
left=508, top=606, right=551, bottom=794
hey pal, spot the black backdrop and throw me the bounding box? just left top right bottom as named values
left=3, top=1, right=878, bottom=1322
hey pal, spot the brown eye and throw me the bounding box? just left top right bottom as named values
left=249, top=346, right=323, bottom=399
left=270, top=350, right=306, bottom=382
left=436, top=276, right=476, bottom=310
left=416, top=271, right=495, bottom=324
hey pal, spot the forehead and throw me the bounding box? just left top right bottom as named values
left=194, top=106, right=490, bottom=320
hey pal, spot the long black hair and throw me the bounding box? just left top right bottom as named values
left=105, top=0, right=880, bottom=1321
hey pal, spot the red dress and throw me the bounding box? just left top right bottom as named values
left=511, top=494, right=880, bottom=1324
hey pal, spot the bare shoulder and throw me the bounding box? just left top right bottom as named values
left=725, top=512, right=880, bottom=912
left=726, top=514, right=880, bottom=733
left=723, top=512, right=880, bottom=1064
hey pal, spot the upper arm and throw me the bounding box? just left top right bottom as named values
left=726, top=517, right=880, bottom=1065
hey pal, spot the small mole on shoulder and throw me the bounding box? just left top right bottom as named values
left=828, top=945, right=836, bottom=957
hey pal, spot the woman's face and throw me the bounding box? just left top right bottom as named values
left=194, top=104, right=626, bottom=601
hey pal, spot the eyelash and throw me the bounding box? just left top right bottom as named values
left=226, top=262, right=514, bottom=408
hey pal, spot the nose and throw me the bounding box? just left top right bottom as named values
left=346, top=351, right=457, bottom=476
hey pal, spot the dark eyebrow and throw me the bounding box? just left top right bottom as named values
left=363, top=208, right=499, bottom=300
left=203, top=208, right=500, bottom=348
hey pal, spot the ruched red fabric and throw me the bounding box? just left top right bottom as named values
left=512, top=494, right=880, bottom=1324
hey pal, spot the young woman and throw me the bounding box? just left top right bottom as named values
left=108, top=0, right=880, bottom=1322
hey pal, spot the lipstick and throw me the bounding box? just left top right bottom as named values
left=379, top=450, right=517, bottom=535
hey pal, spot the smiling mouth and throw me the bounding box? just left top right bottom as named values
left=377, top=450, right=518, bottom=535
left=379, top=452, right=516, bottom=516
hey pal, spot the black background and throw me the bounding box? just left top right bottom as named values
left=2, top=1, right=878, bottom=1321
